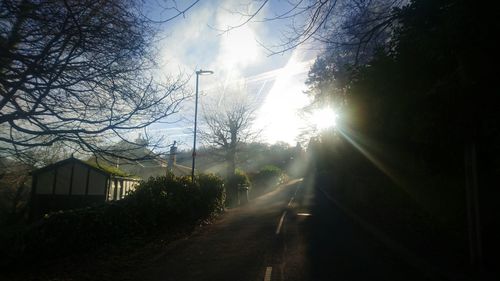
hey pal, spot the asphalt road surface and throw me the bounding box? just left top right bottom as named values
left=131, top=178, right=438, bottom=281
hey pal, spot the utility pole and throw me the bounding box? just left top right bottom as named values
left=191, top=69, right=214, bottom=182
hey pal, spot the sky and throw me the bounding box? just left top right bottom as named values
left=143, top=0, right=319, bottom=148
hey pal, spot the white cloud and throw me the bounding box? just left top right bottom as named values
left=156, top=3, right=216, bottom=77
left=254, top=47, right=316, bottom=145
left=150, top=0, right=317, bottom=146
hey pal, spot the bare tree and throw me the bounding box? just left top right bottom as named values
left=200, top=93, right=258, bottom=178
left=220, top=0, right=403, bottom=58
left=0, top=158, right=30, bottom=224
left=0, top=142, right=71, bottom=224
left=0, top=0, right=189, bottom=162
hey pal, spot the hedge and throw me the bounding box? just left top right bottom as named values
left=0, top=173, right=225, bottom=265
left=225, top=169, right=251, bottom=206
left=252, top=165, right=284, bottom=188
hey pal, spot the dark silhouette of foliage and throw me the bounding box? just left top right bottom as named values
left=0, top=173, right=225, bottom=266
left=221, top=0, right=403, bottom=55
left=305, top=0, right=498, bottom=274
left=201, top=97, right=258, bottom=178
left=0, top=0, right=187, bottom=161
left=226, top=169, right=250, bottom=206
left=252, top=165, right=283, bottom=188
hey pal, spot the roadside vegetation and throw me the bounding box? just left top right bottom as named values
left=249, top=165, right=287, bottom=199
left=0, top=173, right=225, bottom=268
left=173, top=142, right=305, bottom=205
left=303, top=0, right=496, bottom=274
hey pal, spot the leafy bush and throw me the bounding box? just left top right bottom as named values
left=197, top=174, right=226, bottom=215
left=225, top=169, right=250, bottom=206
left=227, top=169, right=251, bottom=189
left=0, top=173, right=225, bottom=265
left=254, top=165, right=284, bottom=188
left=248, top=165, right=286, bottom=199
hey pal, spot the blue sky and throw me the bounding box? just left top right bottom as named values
left=143, top=1, right=319, bottom=148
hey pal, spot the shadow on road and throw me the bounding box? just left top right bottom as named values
left=293, top=176, right=440, bottom=281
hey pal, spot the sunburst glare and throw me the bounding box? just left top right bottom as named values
left=311, top=107, right=338, bottom=130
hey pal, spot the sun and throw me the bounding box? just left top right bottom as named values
left=311, top=107, right=338, bottom=130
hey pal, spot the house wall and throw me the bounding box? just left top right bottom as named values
left=36, top=170, right=55, bottom=194
left=107, top=178, right=139, bottom=201
left=55, top=164, right=72, bottom=195
left=88, top=169, right=106, bottom=195
left=31, top=161, right=108, bottom=219
left=72, top=163, right=88, bottom=195
left=34, top=162, right=109, bottom=196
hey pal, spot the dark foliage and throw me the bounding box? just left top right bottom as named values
left=306, top=0, right=498, bottom=274
left=0, top=173, right=225, bottom=266
left=0, top=0, right=185, bottom=161
left=249, top=165, right=285, bottom=199
left=251, top=165, right=283, bottom=188
left=227, top=169, right=251, bottom=187
left=225, top=169, right=250, bottom=206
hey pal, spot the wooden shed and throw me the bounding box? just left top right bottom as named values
left=29, top=157, right=139, bottom=219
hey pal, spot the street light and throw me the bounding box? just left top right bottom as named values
left=192, top=69, right=214, bottom=182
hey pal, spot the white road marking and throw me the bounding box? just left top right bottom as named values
left=264, top=266, right=273, bottom=281
left=276, top=195, right=295, bottom=235
left=296, top=213, right=312, bottom=216
left=275, top=210, right=287, bottom=235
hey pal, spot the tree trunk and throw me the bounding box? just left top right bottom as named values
left=226, top=147, right=237, bottom=205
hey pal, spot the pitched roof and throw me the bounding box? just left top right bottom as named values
left=31, top=157, right=135, bottom=178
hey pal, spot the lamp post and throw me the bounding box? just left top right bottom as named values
left=192, top=69, right=214, bottom=182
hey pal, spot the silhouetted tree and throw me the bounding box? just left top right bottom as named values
left=0, top=0, right=188, bottom=162
left=200, top=93, right=258, bottom=205
left=201, top=95, right=258, bottom=178
left=222, top=0, right=403, bottom=55
left=0, top=158, right=31, bottom=225
left=305, top=0, right=499, bottom=272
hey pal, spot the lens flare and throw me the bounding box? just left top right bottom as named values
left=311, top=108, right=338, bottom=130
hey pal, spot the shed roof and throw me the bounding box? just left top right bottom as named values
left=31, top=157, right=136, bottom=178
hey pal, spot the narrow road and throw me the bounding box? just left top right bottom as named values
left=133, top=178, right=436, bottom=281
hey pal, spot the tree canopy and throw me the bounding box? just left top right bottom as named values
left=201, top=92, right=258, bottom=177
left=0, top=0, right=186, bottom=162
left=307, top=0, right=497, bottom=164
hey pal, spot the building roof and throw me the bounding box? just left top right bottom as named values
left=31, top=157, right=136, bottom=178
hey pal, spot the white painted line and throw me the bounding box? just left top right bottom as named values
left=275, top=196, right=295, bottom=235
left=275, top=210, right=287, bottom=235
left=264, top=266, right=272, bottom=281
left=296, top=213, right=312, bottom=217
